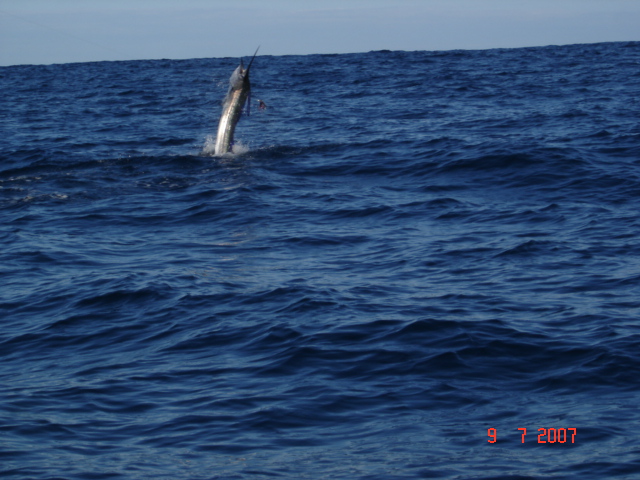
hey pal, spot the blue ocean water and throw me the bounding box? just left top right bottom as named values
left=1, top=41, right=640, bottom=479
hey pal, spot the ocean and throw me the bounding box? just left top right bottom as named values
left=1, top=41, right=640, bottom=479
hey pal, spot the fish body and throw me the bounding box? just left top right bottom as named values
left=214, top=48, right=259, bottom=155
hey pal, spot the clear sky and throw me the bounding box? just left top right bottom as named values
left=1, top=0, right=638, bottom=66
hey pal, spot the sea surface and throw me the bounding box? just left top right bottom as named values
left=1, top=41, right=640, bottom=479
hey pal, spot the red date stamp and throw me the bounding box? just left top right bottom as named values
left=488, top=428, right=576, bottom=443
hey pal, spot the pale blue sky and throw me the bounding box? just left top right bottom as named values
left=1, top=0, right=638, bottom=66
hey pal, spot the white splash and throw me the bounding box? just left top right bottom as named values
left=201, top=135, right=249, bottom=157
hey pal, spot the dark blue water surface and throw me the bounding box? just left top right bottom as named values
left=2, top=42, right=640, bottom=479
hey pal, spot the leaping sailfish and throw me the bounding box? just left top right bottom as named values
left=214, top=47, right=260, bottom=156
